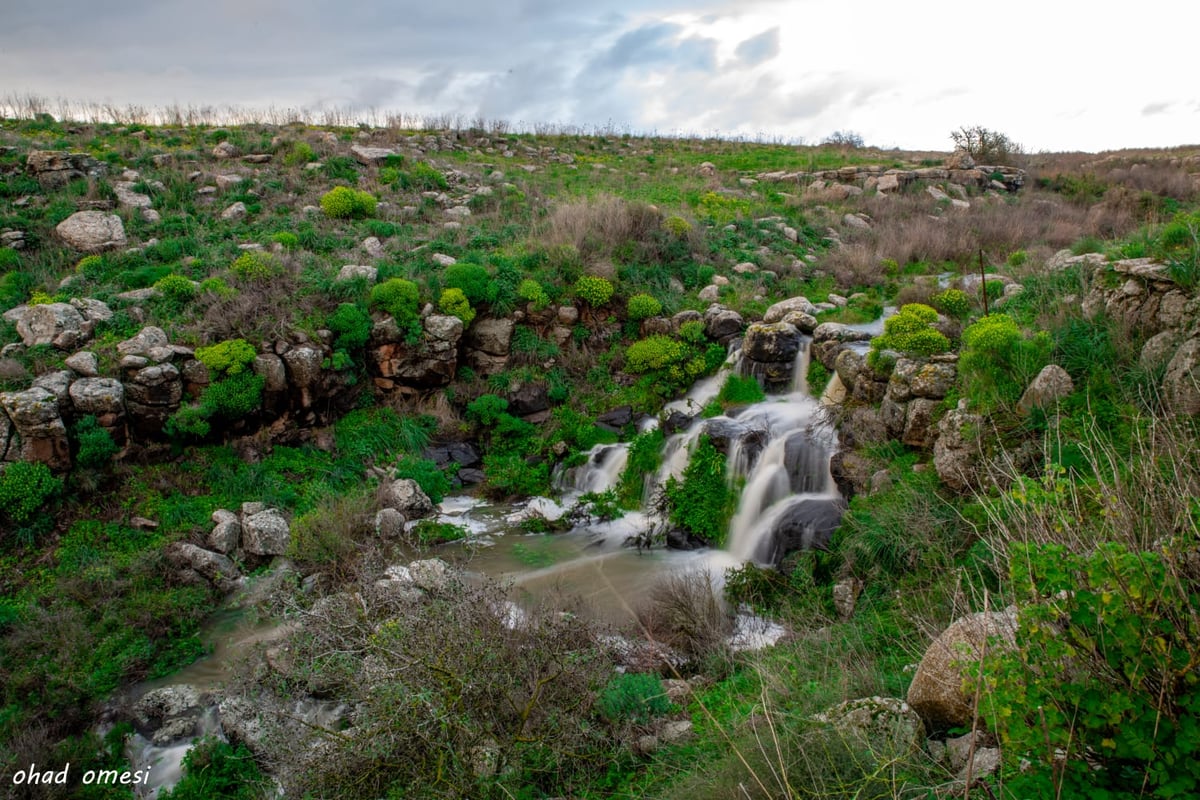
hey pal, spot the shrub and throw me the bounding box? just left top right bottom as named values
left=202, top=371, right=265, bottom=418
left=412, top=519, right=468, bottom=546
left=403, top=161, right=448, bottom=190
left=517, top=278, right=550, bottom=310
left=662, top=215, right=692, bottom=237
left=437, top=287, right=475, bottom=325
left=158, top=737, right=270, bottom=800
left=283, top=142, right=315, bottom=166
left=930, top=288, right=970, bottom=318
left=327, top=303, right=372, bottom=350
left=229, top=250, right=282, bottom=281
left=270, top=231, right=300, bottom=249
left=677, top=320, right=706, bottom=344
left=196, top=338, right=257, bottom=375
left=625, top=335, right=687, bottom=374
left=288, top=492, right=369, bottom=566
left=0, top=247, right=20, bottom=269
left=0, top=461, right=62, bottom=524
left=394, top=456, right=453, bottom=505
left=616, top=428, right=664, bottom=508
left=73, top=415, right=119, bottom=470
left=154, top=274, right=196, bottom=307
left=574, top=275, right=614, bottom=307
left=482, top=452, right=549, bottom=498
left=716, top=373, right=765, bottom=406
left=198, top=276, right=236, bottom=298
left=959, top=313, right=1052, bottom=412
left=950, top=125, right=1022, bottom=165
left=442, top=262, right=490, bottom=304
left=664, top=436, right=735, bottom=547
left=869, top=303, right=952, bottom=364
left=369, top=278, right=420, bottom=339
left=597, top=672, right=672, bottom=724
left=335, top=408, right=434, bottom=464
left=320, top=186, right=377, bottom=219
left=321, top=156, right=359, bottom=182
left=466, top=393, right=508, bottom=426
left=626, top=293, right=663, bottom=321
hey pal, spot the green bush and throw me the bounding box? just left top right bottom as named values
left=412, top=519, right=468, bottom=546
left=0, top=461, right=63, bottom=524
left=321, top=156, right=359, bottom=183
left=597, top=672, right=672, bottom=724
left=369, top=278, right=421, bottom=339
left=0, top=247, right=20, bottom=270
left=74, top=415, right=119, bottom=470
left=327, top=303, right=372, bottom=351
left=574, top=275, right=614, bottom=307
left=517, top=278, right=550, bottom=310
left=677, top=320, right=705, bottom=344
left=154, top=274, right=196, bottom=307
left=320, top=186, right=377, bottom=219
left=198, top=276, right=236, bottom=298
left=626, top=293, right=663, bottom=321
left=229, top=250, right=283, bottom=281
left=625, top=335, right=687, bottom=374
left=663, top=215, right=692, bottom=237
left=664, top=436, right=735, bottom=547
left=403, top=161, right=448, bottom=190
left=482, top=452, right=549, bottom=498
left=159, top=737, right=270, bottom=800
left=442, top=262, right=490, bottom=304
left=270, top=231, right=300, bottom=249
left=196, top=339, right=257, bottom=375
left=0, top=270, right=33, bottom=310
left=869, top=303, right=951, bottom=365
left=438, top=287, right=475, bottom=326
left=394, top=456, right=452, bottom=504
left=467, top=393, right=508, bottom=426
left=203, top=371, right=265, bottom=418
left=616, top=428, right=664, bottom=508
left=930, top=288, right=970, bottom=318
left=959, top=313, right=1051, bottom=412
left=283, top=142, right=315, bottom=167
left=716, top=373, right=765, bottom=406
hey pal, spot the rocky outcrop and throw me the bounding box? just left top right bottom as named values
left=25, top=150, right=105, bottom=187
left=741, top=322, right=803, bottom=391
left=371, top=314, right=463, bottom=388
left=68, top=377, right=126, bottom=445
left=1163, top=337, right=1200, bottom=416
left=123, top=363, right=183, bottom=440
left=381, top=478, right=434, bottom=519
left=0, top=387, right=70, bottom=469
left=55, top=211, right=127, bottom=252
left=811, top=323, right=872, bottom=369
left=1082, top=258, right=1196, bottom=336
left=877, top=356, right=957, bottom=448
left=907, top=609, right=1017, bottom=730
left=15, top=303, right=86, bottom=349
left=703, top=305, right=744, bottom=344
left=757, top=163, right=1026, bottom=193
left=242, top=508, right=291, bottom=556
left=815, top=696, right=924, bottom=755
left=165, top=542, right=242, bottom=592
left=932, top=402, right=985, bottom=492
left=463, top=317, right=514, bottom=375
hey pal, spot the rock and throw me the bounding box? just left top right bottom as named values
left=208, top=520, right=242, bottom=554
left=215, top=174, right=244, bottom=191
left=351, top=144, right=396, bottom=165
left=68, top=378, right=125, bottom=441
left=65, top=350, right=99, bottom=376
left=117, top=326, right=170, bottom=358
left=703, top=305, right=744, bottom=343
left=362, top=236, right=386, bottom=259
left=698, top=285, right=720, bottom=302
left=832, top=577, right=863, bottom=620
left=212, top=141, right=239, bottom=159
left=1139, top=331, right=1181, bottom=370
left=834, top=348, right=865, bottom=392
left=371, top=315, right=462, bottom=387
left=15, top=302, right=86, bottom=349
left=424, top=442, right=480, bottom=469
left=815, top=697, right=924, bottom=755
left=26, top=150, right=105, bottom=187
left=123, top=363, right=182, bottom=439
left=252, top=353, right=288, bottom=395
left=464, top=317, right=514, bottom=374
left=901, top=398, right=941, bottom=448
left=876, top=173, right=901, bottom=193
left=733, top=261, right=758, bottom=274
left=597, top=405, right=633, bottom=429
left=842, top=213, right=871, bottom=230
left=374, top=508, right=406, bottom=538
left=242, top=509, right=291, bottom=556
left=220, top=201, right=247, bottom=220
left=957, top=747, right=1001, bottom=781
left=907, top=610, right=1017, bottom=730
left=282, top=345, right=325, bottom=407
left=69, top=297, right=114, bottom=324
left=134, top=684, right=205, bottom=735
left=408, top=558, right=451, bottom=592
left=1017, top=364, right=1074, bottom=414
left=218, top=695, right=269, bottom=755
left=557, top=305, right=579, bottom=325
left=165, top=543, right=241, bottom=591
left=241, top=501, right=265, bottom=516
left=54, top=209, right=126, bottom=250
left=508, top=384, right=549, bottom=417
left=381, top=478, right=434, bottom=519
left=431, top=253, right=457, bottom=267
left=765, top=497, right=846, bottom=562
left=945, top=150, right=975, bottom=170
left=1163, top=338, right=1200, bottom=416
left=0, top=387, right=70, bottom=469
left=933, top=403, right=984, bottom=492
left=742, top=322, right=801, bottom=363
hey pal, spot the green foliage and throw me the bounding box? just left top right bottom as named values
left=616, top=428, right=664, bottom=508
left=930, top=288, right=970, bottom=318
left=724, top=563, right=791, bottom=614
left=716, top=373, right=765, bottom=407
left=517, top=278, right=550, bottom=310
left=949, top=125, right=1022, bottom=165
left=154, top=273, right=196, bottom=308
left=0, top=461, right=62, bottom=524
left=0, top=269, right=33, bottom=310
left=626, top=293, right=663, bottom=321
left=229, top=250, right=283, bottom=281
left=203, top=371, right=265, bottom=418
left=412, top=519, right=469, bottom=546
left=327, top=302, right=372, bottom=350
left=0, top=247, right=20, bottom=270
left=482, top=452, right=549, bottom=498
left=1153, top=211, right=1199, bottom=288
left=662, top=215, right=692, bottom=237
left=869, top=303, right=951, bottom=364
left=198, top=276, right=235, bottom=298
left=335, top=408, right=434, bottom=464
left=467, top=393, right=509, bottom=426
left=575, top=489, right=624, bottom=522
left=283, top=141, right=315, bottom=166
left=442, top=262, right=490, bottom=304
left=320, top=186, right=377, bottom=219
left=394, top=456, right=452, bottom=505
left=437, top=287, right=475, bottom=325
left=321, top=156, right=359, bottom=182
left=402, top=161, right=449, bottom=190
left=597, top=672, right=672, bottom=724
left=574, top=275, right=614, bottom=307
left=73, top=415, right=119, bottom=470
left=978, top=541, right=1200, bottom=799
left=270, top=231, right=300, bottom=249
left=959, top=313, right=1052, bottom=412
left=677, top=320, right=705, bottom=343
left=696, top=190, right=751, bottom=224
left=159, top=737, right=270, bottom=800
left=196, top=338, right=257, bottom=375
left=510, top=325, right=559, bottom=360
left=664, top=436, right=735, bottom=547
left=807, top=359, right=831, bottom=396
left=625, top=335, right=687, bottom=373
left=369, top=278, right=421, bottom=339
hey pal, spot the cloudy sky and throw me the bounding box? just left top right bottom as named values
left=2, top=0, right=1196, bottom=152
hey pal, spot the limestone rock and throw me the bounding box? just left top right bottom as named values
left=408, top=558, right=451, bottom=591
left=220, top=202, right=247, bottom=220
left=56, top=211, right=127, bottom=252
left=351, top=144, right=396, bottom=165
left=832, top=578, right=863, bottom=620
left=815, top=697, right=924, bottom=755
left=165, top=543, right=241, bottom=591
left=742, top=322, right=802, bottom=363
left=381, top=478, right=434, bottom=519
left=64, top=351, right=99, bottom=376
left=464, top=316, right=514, bottom=374
left=1017, top=364, right=1074, bottom=414
left=703, top=305, right=744, bottom=343
left=1163, top=338, right=1200, bottom=416
left=907, top=610, right=1017, bottom=729
left=117, top=326, right=170, bottom=358
left=698, top=284, right=720, bottom=302
left=282, top=345, right=325, bottom=407
left=68, top=378, right=125, bottom=436
left=374, top=508, right=406, bottom=538
left=242, top=509, right=291, bottom=556
left=208, top=520, right=242, bottom=554
left=15, top=302, right=85, bottom=349
left=0, top=387, right=70, bottom=469
left=336, top=264, right=378, bottom=283
left=933, top=403, right=984, bottom=492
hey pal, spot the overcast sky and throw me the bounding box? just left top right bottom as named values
left=2, top=0, right=1196, bottom=152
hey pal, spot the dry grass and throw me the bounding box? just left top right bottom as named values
left=542, top=194, right=665, bottom=263
left=637, top=570, right=734, bottom=666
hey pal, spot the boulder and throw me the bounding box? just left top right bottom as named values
left=1017, top=364, right=1074, bottom=414
left=165, top=543, right=241, bottom=592
left=242, top=509, right=291, bottom=556
left=703, top=305, right=744, bottom=343
left=933, top=403, right=984, bottom=492
left=282, top=345, right=325, bottom=407
left=15, top=303, right=86, bottom=349
left=336, top=264, right=378, bottom=283
left=815, top=697, right=924, bottom=756
left=1163, top=337, right=1200, bottom=416
left=64, top=351, right=99, bottom=376
left=408, top=558, right=452, bottom=592
left=764, top=496, right=846, bottom=562
left=0, top=387, right=70, bottom=469
left=907, top=610, right=1017, bottom=730
left=351, top=144, right=397, bottom=165
left=381, top=478, right=434, bottom=519
left=56, top=211, right=127, bottom=252
left=742, top=322, right=802, bottom=363
left=374, top=508, right=406, bottom=538
left=372, top=315, right=462, bottom=387
left=123, top=363, right=182, bottom=439
left=508, top=383, right=549, bottom=417
left=208, top=520, right=242, bottom=554
left=117, top=326, right=170, bottom=359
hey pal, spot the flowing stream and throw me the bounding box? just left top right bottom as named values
left=122, top=332, right=849, bottom=797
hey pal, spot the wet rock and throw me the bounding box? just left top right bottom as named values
left=423, top=442, right=480, bottom=469
left=907, top=610, right=1017, bottom=730
left=597, top=405, right=633, bottom=430
left=742, top=322, right=801, bottom=363
left=766, top=496, right=846, bottom=563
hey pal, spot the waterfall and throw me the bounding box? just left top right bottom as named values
left=561, top=443, right=630, bottom=495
